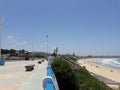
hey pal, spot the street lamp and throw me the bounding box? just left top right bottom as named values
left=46, top=34, right=48, bottom=60
left=32, top=41, right=34, bottom=60
left=0, top=16, right=4, bottom=60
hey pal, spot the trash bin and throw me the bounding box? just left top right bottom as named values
left=0, top=60, right=5, bottom=66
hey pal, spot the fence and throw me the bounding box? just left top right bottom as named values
left=43, top=59, right=59, bottom=90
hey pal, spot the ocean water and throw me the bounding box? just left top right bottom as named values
left=94, top=58, right=120, bottom=69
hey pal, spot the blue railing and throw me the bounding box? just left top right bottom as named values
left=43, top=59, right=59, bottom=90
left=47, top=66, right=54, bottom=79
left=45, top=81, right=54, bottom=90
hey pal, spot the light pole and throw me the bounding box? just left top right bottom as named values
left=46, top=34, right=48, bottom=59
left=32, top=41, right=34, bottom=60
left=0, top=17, right=4, bottom=60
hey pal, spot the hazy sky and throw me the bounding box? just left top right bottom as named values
left=0, top=0, right=120, bottom=56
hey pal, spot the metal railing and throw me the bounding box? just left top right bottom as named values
left=43, top=59, right=59, bottom=90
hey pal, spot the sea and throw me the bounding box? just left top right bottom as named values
left=94, top=58, right=120, bottom=69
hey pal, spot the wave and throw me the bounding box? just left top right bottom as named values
left=94, top=58, right=120, bottom=69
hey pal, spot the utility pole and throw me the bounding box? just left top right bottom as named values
left=32, top=41, right=34, bottom=60
left=0, top=17, right=4, bottom=60
left=46, top=34, right=48, bottom=60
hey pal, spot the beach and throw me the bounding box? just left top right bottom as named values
left=77, top=58, right=120, bottom=88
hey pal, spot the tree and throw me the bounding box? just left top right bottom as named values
left=21, top=49, right=25, bottom=54
left=1, top=49, right=10, bottom=54
left=10, top=49, right=16, bottom=56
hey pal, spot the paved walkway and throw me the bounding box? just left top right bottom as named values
left=17, top=60, right=47, bottom=90
left=0, top=60, right=48, bottom=90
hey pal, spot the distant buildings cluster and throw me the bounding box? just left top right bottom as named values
left=1, top=49, right=48, bottom=60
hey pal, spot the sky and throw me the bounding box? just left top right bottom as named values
left=0, top=0, right=120, bottom=56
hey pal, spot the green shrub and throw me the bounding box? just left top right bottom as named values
left=51, top=58, right=79, bottom=90
left=51, top=58, right=112, bottom=90
left=74, top=67, right=112, bottom=90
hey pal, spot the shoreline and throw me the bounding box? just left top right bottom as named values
left=93, top=58, right=120, bottom=70
left=77, top=58, right=120, bottom=88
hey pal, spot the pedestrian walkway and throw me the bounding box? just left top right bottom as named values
left=0, top=59, right=48, bottom=90
left=17, top=60, right=48, bottom=90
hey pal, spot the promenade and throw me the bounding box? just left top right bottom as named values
left=0, top=59, right=48, bottom=90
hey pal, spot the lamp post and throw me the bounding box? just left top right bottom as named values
left=32, top=41, right=34, bottom=60
left=46, top=34, right=48, bottom=60
left=0, top=17, right=4, bottom=60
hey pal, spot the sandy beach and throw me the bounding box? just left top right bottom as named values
left=77, top=58, right=120, bottom=88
